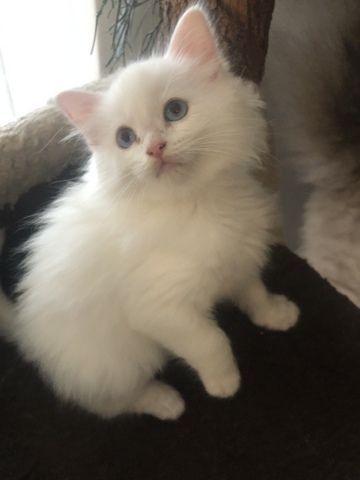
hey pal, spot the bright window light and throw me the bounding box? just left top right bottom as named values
left=0, top=0, right=100, bottom=125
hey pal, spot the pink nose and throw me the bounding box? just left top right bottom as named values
left=146, top=141, right=167, bottom=159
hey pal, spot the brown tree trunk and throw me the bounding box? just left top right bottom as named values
left=160, top=0, right=275, bottom=83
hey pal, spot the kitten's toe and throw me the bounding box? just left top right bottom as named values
left=153, top=387, right=185, bottom=420
left=203, top=367, right=241, bottom=398
left=132, top=381, right=185, bottom=421
left=253, top=295, right=299, bottom=331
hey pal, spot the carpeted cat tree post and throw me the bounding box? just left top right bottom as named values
left=0, top=0, right=275, bottom=218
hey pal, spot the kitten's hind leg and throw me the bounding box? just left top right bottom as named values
left=238, top=278, right=299, bottom=331
left=130, top=380, right=185, bottom=421
left=78, top=381, right=184, bottom=421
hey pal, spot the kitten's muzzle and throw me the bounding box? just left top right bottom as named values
left=146, top=140, right=167, bottom=160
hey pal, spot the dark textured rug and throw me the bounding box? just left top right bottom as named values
left=1, top=169, right=360, bottom=480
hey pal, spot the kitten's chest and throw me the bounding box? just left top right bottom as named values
left=120, top=202, right=243, bottom=268
left=108, top=198, right=264, bottom=304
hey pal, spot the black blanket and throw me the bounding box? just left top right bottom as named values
left=1, top=170, right=360, bottom=480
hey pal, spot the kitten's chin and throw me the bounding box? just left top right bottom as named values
left=155, top=161, right=181, bottom=178
left=150, top=156, right=188, bottom=180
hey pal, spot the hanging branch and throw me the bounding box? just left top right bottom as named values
left=95, top=0, right=163, bottom=69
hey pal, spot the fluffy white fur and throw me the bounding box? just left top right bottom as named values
left=1, top=7, right=299, bottom=420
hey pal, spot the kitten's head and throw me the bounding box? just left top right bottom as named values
left=56, top=7, right=266, bottom=198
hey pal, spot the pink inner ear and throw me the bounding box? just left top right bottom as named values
left=55, top=90, right=101, bottom=130
left=166, top=8, right=219, bottom=65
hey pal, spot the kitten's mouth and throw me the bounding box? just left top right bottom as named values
left=154, top=157, right=181, bottom=177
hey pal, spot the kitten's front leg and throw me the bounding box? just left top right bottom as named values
left=238, top=277, right=299, bottom=331
left=131, top=309, right=240, bottom=398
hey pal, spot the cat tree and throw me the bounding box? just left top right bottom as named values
left=0, top=0, right=274, bottom=210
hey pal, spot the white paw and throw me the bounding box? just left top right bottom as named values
left=132, top=382, right=185, bottom=421
left=253, top=295, right=299, bottom=331
left=203, top=367, right=241, bottom=398
left=154, top=387, right=185, bottom=420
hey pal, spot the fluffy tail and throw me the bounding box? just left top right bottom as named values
left=0, top=229, right=15, bottom=338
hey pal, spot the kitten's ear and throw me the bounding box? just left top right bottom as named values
left=166, top=7, right=220, bottom=66
left=55, top=90, right=101, bottom=131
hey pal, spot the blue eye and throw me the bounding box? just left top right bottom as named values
left=116, top=126, right=136, bottom=149
left=164, top=98, right=188, bottom=122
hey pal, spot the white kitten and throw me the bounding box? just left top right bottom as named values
left=0, top=7, right=298, bottom=420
